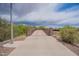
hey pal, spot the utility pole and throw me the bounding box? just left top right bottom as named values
left=10, top=3, right=13, bottom=44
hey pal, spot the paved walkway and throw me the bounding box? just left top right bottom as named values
left=9, top=30, right=76, bottom=56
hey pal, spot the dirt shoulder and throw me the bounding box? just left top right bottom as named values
left=14, top=35, right=26, bottom=41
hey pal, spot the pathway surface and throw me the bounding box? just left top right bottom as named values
left=9, top=30, right=77, bottom=56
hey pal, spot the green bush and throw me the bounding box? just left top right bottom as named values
left=13, top=24, right=26, bottom=37
left=36, top=26, right=48, bottom=30
left=60, top=26, right=79, bottom=44
left=0, top=18, right=11, bottom=42
left=25, top=26, right=36, bottom=35
left=13, top=25, right=33, bottom=37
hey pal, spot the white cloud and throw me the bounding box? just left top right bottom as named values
left=19, top=4, right=79, bottom=25
left=1, top=3, right=79, bottom=27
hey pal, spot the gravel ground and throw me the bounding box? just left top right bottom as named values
left=0, top=35, right=26, bottom=56
left=0, top=46, right=15, bottom=56
left=61, top=42, right=79, bottom=56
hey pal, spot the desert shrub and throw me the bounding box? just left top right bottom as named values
left=60, top=26, right=79, bottom=44
left=0, top=18, right=11, bottom=42
left=25, top=26, right=36, bottom=35
left=37, top=26, right=47, bottom=30
left=0, top=28, right=11, bottom=42
left=13, top=25, right=35, bottom=37
left=13, top=24, right=26, bottom=37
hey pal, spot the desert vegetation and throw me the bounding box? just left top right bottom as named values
left=59, top=26, right=79, bottom=44
left=13, top=24, right=26, bottom=37
left=0, top=17, right=11, bottom=42
left=0, top=17, right=40, bottom=42
left=0, top=16, right=79, bottom=45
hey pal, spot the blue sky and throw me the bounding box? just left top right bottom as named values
left=0, top=3, right=79, bottom=28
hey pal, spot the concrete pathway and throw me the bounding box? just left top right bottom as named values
left=9, top=30, right=77, bottom=56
